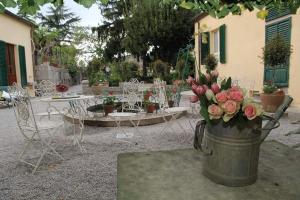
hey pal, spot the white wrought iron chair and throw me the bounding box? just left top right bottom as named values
left=108, top=78, right=144, bottom=140
left=154, top=80, right=190, bottom=142
left=66, top=99, right=87, bottom=152
left=8, top=83, right=64, bottom=174
left=34, top=80, right=61, bottom=118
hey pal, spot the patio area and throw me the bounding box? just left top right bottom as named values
left=0, top=84, right=300, bottom=200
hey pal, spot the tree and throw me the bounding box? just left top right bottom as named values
left=1, top=1, right=299, bottom=18
left=37, top=5, right=81, bottom=45
left=123, top=0, right=196, bottom=65
left=93, top=0, right=128, bottom=62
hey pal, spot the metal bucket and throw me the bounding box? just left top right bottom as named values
left=202, top=119, right=262, bottom=186
left=194, top=96, right=293, bottom=187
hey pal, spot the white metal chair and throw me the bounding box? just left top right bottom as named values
left=109, top=78, right=144, bottom=140
left=34, top=80, right=61, bottom=118
left=67, top=100, right=87, bottom=152
left=8, top=83, right=64, bottom=174
left=154, top=80, right=190, bottom=141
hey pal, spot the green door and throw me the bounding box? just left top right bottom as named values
left=18, top=45, right=27, bottom=86
left=264, top=18, right=291, bottom=87
left=0, top=41, right=8, bottom=86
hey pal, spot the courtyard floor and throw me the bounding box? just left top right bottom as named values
left=0, top=85, right=300, bottom=200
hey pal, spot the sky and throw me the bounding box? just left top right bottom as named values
left=9, top=0, right=103, bottom=27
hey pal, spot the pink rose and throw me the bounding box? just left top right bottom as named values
left=196, top=85, right=205, bottom=96
left=228, top=88, right=244, bottom=102
left=211, top=83, right=220, bottom=94
left=243, top=103, right=263, bottom=120
left=216, top=91, right=227, bottom=103
left=190, top=95, right=199, bottom=103
left=243, top=104, right=256, bottom=120
left=211, top=70, right=219, bottom=78
left=222, top=100, right=238, bottom=115
left=208, top=104, right=223, bottom=119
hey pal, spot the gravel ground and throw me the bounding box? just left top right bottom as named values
left=0, top=85, right=300, bottom=200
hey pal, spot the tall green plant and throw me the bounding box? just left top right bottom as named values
left=262, top=34, right=292, bottom=93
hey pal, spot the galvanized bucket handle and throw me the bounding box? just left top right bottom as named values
left=194, top=120, right=212, bottom=155
left=255, top=114, right=280, bottom=131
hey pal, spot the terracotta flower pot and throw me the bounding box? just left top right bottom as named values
left=146, top=104, right=155, bottom=113
left=103, top=104, right=114, bottom=116
left=91, top=84, right=102, bottom=95
left=260, top=91, right=285, bottom=113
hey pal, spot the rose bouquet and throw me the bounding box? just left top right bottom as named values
left=187, top=62, right=263, bottom=124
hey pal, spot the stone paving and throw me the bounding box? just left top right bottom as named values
left=0, top=85, right=299, bottom=200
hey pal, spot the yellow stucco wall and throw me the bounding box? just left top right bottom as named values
left=0, top=13, right=34, bottom=84
left=288, top=9, right=300, bottom=106
left=195, top=10, right=300, bottom=107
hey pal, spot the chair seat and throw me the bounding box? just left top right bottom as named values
left=35, top=111, right=60, bottom=116
left=164, top=107, right=190, bottom=113
left=23, top=120, right=64, bottom=131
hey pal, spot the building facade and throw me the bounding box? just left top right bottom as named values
left=0, top=10, right=35, bottom=88
left=194, top=9, right=300, bottom=107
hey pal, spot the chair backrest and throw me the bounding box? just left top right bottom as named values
left=8, top=83, right=38, bottom=137
left=153, top=80, right=168, bottom=110
left=36, top=80, right=56, bottom=97
left=122, top=78, right=144, bottom=112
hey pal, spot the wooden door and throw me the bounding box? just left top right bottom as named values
left=5, top=43, right=17, bottom=85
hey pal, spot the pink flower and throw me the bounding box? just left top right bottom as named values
left=208, top=104, right=223, bottom=119
left=216, top=91, right=227, bottom=103
left=196, top=85, right=205, bottom=96
left=222, top=100, right=238, bottom=115
left=243, top=103, right=263, bottom=120
left=205, top=73, right=211, bottom=82
left=190, top=95, right=199, bottom=103
left=211, top=70, right=219, bottom=78
left=203, top=85, right=208, bottom=92
left=228, top=88, right=244, bottom=102
left=192, top=84, right=198, bottom=94
left=211, top=83, right=220, bottom=94
left=205, top=89, right=215, bottom=101
left=186, top=76, right=194, bottom=85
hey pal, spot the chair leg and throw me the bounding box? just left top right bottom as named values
left=32, top=150, right=47, bottom=174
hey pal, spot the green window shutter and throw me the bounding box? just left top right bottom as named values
left=18, top=45, right=27, bottom=86
left=266, top=7, right=290, bottom=22
left=200, top=32, right=210, bottom=65
left=219, top=24, right=226, bottom=64
left=264, top=18, right=291, bottom=87
left=0, top=41, right=8, bottom=86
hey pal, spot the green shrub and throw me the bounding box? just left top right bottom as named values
left=150, top=59, right=171, bottom=83
left=263, top=34, right=292, bottom=67
left=119, top=61, right=140, bottom=81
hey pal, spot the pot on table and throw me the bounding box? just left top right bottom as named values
left=103, top=104, right=114, bottom=116
left=146, top=104, right=155, bottom=113
left=260, top=90, right=285, bottom=113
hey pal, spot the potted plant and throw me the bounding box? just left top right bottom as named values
left=143, top=89, right=153, bottom=101
left=186, top=57, right=288, bottom=187
left=144, top=100, right=156, bottom=113
left=89, top=71, right=105, bottom=96
left=103, top=96, right=116, bottom=116
left=260, top=34, right=292, bottom=112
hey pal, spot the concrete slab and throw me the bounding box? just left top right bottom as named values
left=117, top=141, right=300, bottom=200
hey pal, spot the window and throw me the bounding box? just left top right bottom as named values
left=212, top=29, right=220, bottom=61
